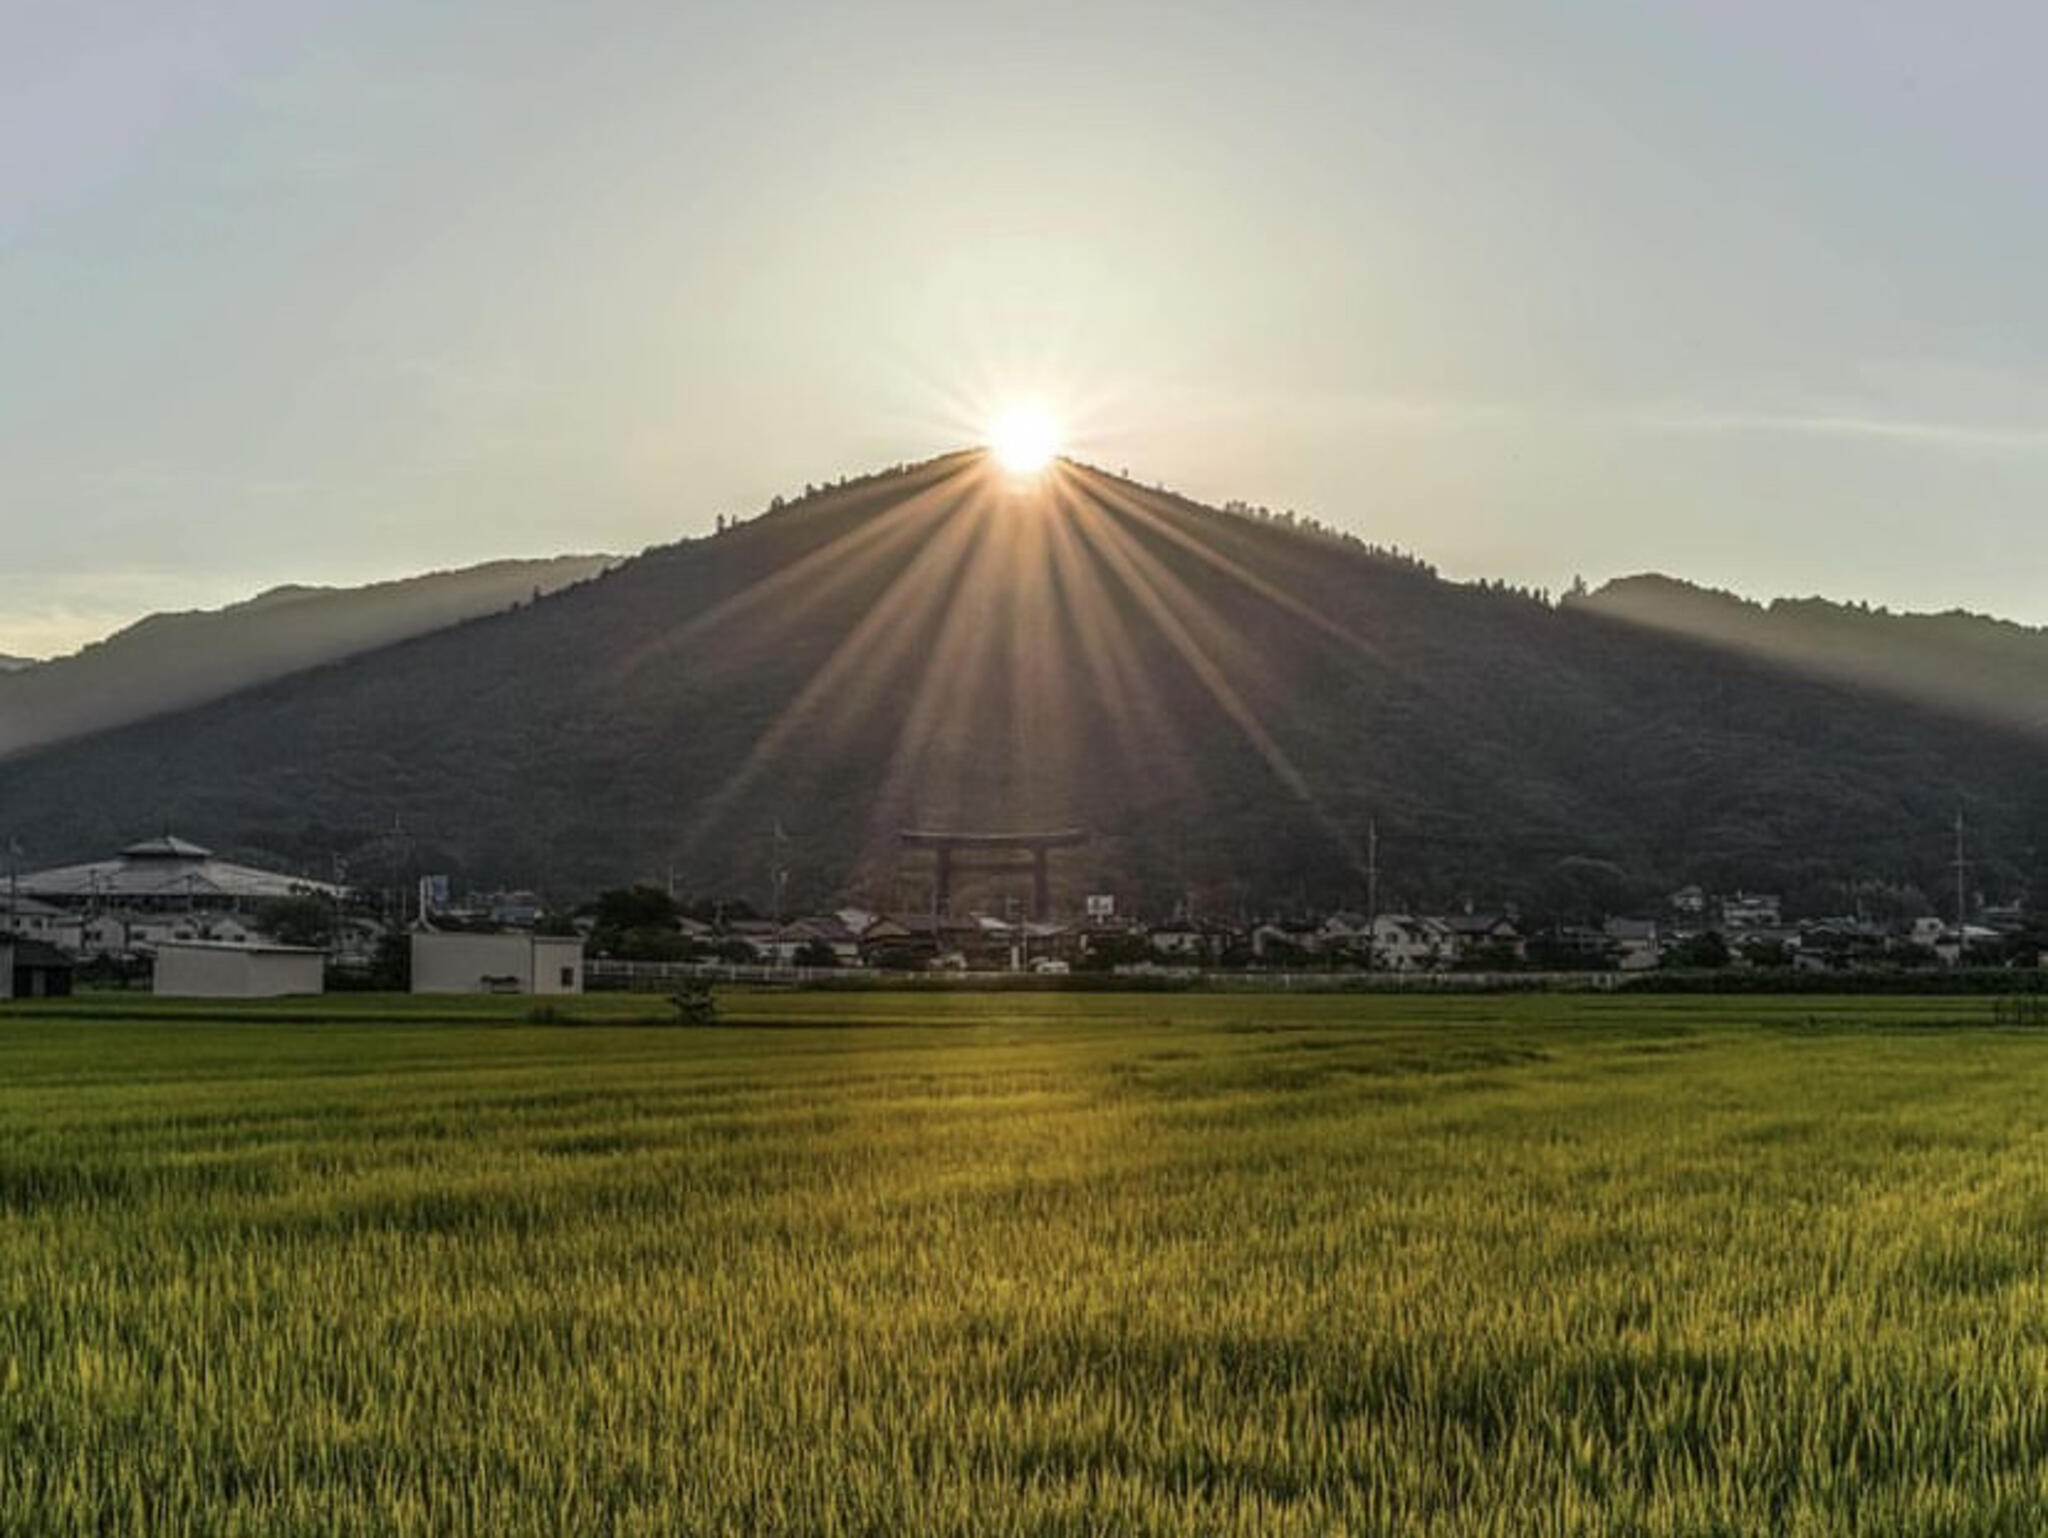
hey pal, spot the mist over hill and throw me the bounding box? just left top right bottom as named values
left=0, top=556, right=614, bottom=760
left=0, top=455, right=2043, bottom=918
left=1571, top=575, right=2048, bottom=739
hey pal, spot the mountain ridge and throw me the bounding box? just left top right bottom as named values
left=1571, top=573, right=2048, bottom=738
left=0, top=554, right=615, bottom=760
left=0, top=455, right=2042, bottom=918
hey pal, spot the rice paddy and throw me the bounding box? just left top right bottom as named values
left=4, top=990, right=2047, bottom=1534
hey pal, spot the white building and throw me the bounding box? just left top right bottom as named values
left=0, top=897, right=83, bottom=952
left=1370, top=914, right=1456, bottom=971
left=411, top=932, right=584, bottom=995
left=15, top=836, right=348, bottom=959
left=153, top=941, right=326, bottom=999
left=19, top=835, right=347, bottom=908
left=1720, top=892, right=1783, bottom=929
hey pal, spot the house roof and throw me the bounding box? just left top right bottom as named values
left=1604, top=919, right=1659, bottom=941
left=880, top=914, right=982, bottom=939
left=0, top=896, right=70, bottom=919
left=1376, top=915, right=1451, bottom=940
left=1444, top=913, right=1518, bottom=936
left=155, top=940, right=328, bottom=956
left=123, top=836, right=214, bottom=859
left=779, top=917, right=860, bottom=943
left=2, top=938, right=74, bottom=968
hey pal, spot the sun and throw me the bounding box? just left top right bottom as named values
left=987, top=402, right=1062, bottom=475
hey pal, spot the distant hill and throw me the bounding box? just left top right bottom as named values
left=0, top=456, right=2043, bottom=917
left=1570, top=575, right=2048, bottom=737
left=0, top=655, right=35, bottom=674
left=0, top=556, right=614, bottom=759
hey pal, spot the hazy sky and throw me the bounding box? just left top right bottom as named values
left=8, top=1, right=2048, bottom=655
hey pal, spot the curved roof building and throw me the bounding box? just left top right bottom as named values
left=17, top=836, right=346, bottom=906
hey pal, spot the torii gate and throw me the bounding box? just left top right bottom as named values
left=899, top=828, right=1090, bottom=920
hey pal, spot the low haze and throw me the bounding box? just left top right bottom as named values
left=9, top=1, right=2048, bottom=653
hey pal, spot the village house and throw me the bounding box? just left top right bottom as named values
left=0, top=896, right=83, bottom=952
left=0, top=938, right=75, bottom=999
left=1250, top=919, right=1322, bottom=965
left=1667, top=885, right=1707, bottom=918
left=1315, top=911, right=1375, bottom=962
left=1151, top=917, right=1238, bottom=966
left=770, top=916, right=864, bottom=967
left=1369, top=914, right=1455, bottom=972
left=857, top=914, right=983, bottom=969
left=1443, top=912, right=1526, bottom=965
left=1602, top=918, right=1662, bottom=971
left=1719, top=892, right=1783, bottom=929
left=716, top=918, right=782, bottom=960
left=83, top=911, right=265, bottom=958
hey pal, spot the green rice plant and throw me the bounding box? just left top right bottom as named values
left=0, top=992, right=2044, bottom=1533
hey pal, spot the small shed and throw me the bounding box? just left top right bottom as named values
left=153, top=941, right=326, bottom=999
left=411, top=932, right=584, bottom=995
left=0, top=939, right=76, bottom=1000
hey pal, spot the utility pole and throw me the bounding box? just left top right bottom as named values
left=1364, top=818, right=1380, bottom=972
left=769, top=820, right=790, bottom=928
left=1952, top=808, right=1971, bottom=938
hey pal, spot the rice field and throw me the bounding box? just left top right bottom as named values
left=3, top=990, right=2047, bottom=1534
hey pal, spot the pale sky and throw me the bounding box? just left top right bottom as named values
left=7, top=0, right=2048, bottom=656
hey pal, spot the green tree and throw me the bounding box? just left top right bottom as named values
left=1665, top=931, right=1731, bottom=969
left=587, top=886, right=691, bottom=960
left=366, top=927, right=410, bottom=990
left=592, top=886, right=679, bottom=931
left=253, top=896, right=337, bottom=949
left=792, top=939, right=838, bottom=969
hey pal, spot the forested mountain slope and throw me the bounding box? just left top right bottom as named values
left=0, top=555, right=613, bottom=758
left=0, top=455, right=2040, bottom=915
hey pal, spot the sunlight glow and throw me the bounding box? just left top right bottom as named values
left=988, top=403, right=1062, bottom=474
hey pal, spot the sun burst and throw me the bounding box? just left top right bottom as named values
left=987, top=402, right=1062, bottom=475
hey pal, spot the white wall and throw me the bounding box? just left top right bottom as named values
left=154, top=945, right=324, bottom=998
left=412, top=934, right=587, bottom=995
left=532, top=937, right=584, bottom=995
left=412, top=933, right=586, bottom=995
left=412, top=932, right=531, bottom=993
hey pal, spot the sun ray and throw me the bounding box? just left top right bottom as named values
left=1070, top=488, right=1373, bottom=878
left=1079, top=463, right=1499, bottom=758
left=610, top=455, right=980, bottom=686
left=1041, top=476, right=1199, bottom=802
left=1083, top=471, right=1391, bottom=669
left=864, top=490, right=1022, bottom=850
left=675, top=487, right=989, bottom=856
left=1003, top=484, right=1076, bottom=834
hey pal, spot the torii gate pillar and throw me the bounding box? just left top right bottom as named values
left=900, top=828, right=1089, bottom=920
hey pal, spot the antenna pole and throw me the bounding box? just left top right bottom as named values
left=1953, top=808, right=1970, bottom=939
left=1365, top=817, right=1380, bottom=971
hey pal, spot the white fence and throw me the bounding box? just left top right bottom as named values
left=584, top=959, right=1631, bottom=993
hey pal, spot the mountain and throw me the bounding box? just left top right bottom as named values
left=0, top=453, right=2043, bottom=918
left=0, top=556, right=614, bottom=759
left=1570, top=574, right=2048, bottom=737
